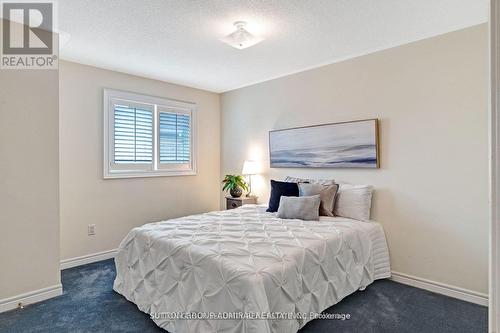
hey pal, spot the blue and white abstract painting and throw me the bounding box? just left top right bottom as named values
left=269, top=119, right=379, bottom=168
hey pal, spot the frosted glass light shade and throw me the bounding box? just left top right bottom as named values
left=221, top=21, right=263, bottom=50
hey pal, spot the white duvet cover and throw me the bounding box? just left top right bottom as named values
left=113, top=205, right=390, bottom=333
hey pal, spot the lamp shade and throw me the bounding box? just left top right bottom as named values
left=242, top=160, right=259, bottom=175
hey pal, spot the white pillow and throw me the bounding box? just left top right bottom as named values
left=334, top=184, right=373, bottom=221
left=284, top=176, right=335, bottom=186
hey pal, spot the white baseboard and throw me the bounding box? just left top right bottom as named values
left=390, top=271, right=488, bottom=306
left=3, top=255, right=486, bottom=314
left=60, top=252, right=488, bottom=307
left=0, top=284, right=63, bottom=313
left=60, top=249, right=118, bottom=270
left=0, top=250, right=117, bottom=314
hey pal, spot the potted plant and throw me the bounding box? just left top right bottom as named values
left=222, top=174, right=248, bottom=198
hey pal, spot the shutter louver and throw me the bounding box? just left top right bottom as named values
left=159, top=112, right=191, bottom=163
left=114, top=105, right=153, bottom=163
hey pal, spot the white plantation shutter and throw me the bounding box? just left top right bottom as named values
left=159, top=112, right=191, bottom=164
left=104, top=89, right=196, bottom=178
left=113, top=104, right=153, bottom=163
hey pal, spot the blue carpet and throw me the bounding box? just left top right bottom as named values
left=0, top=259, right=487, bottom=332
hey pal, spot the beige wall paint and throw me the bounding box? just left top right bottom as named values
left=59, top=61, right=220, bottom=260
left=221, top=25, right=488, bottom=294
left=0, top=69, right=60, bottom=299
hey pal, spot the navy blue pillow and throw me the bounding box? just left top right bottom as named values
left=266, top=180, right=299, bottom=212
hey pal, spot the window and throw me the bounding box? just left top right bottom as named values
left=113, top=103, right=153, bottom=164
left=104, top=89, right=196, bottom=178
left=159, top=111, right=190, bottom=164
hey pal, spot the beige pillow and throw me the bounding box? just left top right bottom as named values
left=298, top=183, right=339, bottom=217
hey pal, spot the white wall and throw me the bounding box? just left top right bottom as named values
left=59, top=61, right=220, bottom=260
left=0, top=68, right=60, bottom=299
left=221, top=25, right=489, bottom=294
left=490, top=0, right=500, bottom=328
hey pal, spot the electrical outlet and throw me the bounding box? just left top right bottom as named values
left=88, top=224, right=96, bottom=236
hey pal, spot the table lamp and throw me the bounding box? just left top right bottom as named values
left=242, top=160, right=259, bottom=197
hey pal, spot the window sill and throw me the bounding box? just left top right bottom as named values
left=103, top=170, right=197, bottom=179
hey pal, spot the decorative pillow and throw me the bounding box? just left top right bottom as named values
left=284, top=176, right=335, bottom=186
left=298, top=183, right=339, bottom=217
left=334, top=184, right=373, bottom=221
left=266, top=180, right=299, bottom=212
left=277, top=195, right=321, bottom=221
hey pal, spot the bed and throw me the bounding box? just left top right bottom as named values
left=113, top=204, right=390, bottom=333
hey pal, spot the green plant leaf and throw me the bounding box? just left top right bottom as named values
left=221, top=174, right=248, bottom=192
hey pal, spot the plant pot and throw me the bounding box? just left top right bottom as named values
left=230, top=187, right=243, bottom=198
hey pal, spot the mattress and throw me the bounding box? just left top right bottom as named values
left=113, top=205, right=390, bottom=333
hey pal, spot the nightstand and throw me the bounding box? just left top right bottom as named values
left=226, top=196, right=257, bottom=210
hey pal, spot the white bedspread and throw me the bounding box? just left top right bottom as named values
left=113, top=205, right=390, bottom=333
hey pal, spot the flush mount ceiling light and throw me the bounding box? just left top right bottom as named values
left=221, top=21, right=263, bottom=50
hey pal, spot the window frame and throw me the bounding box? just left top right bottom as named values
left=103, top=89, right=197, bottom=179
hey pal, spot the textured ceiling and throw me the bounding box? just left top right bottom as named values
left=56, top=0, right=488, bottom=93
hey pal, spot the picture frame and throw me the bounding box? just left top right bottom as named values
left=269, top=119, right=380, bottom=168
